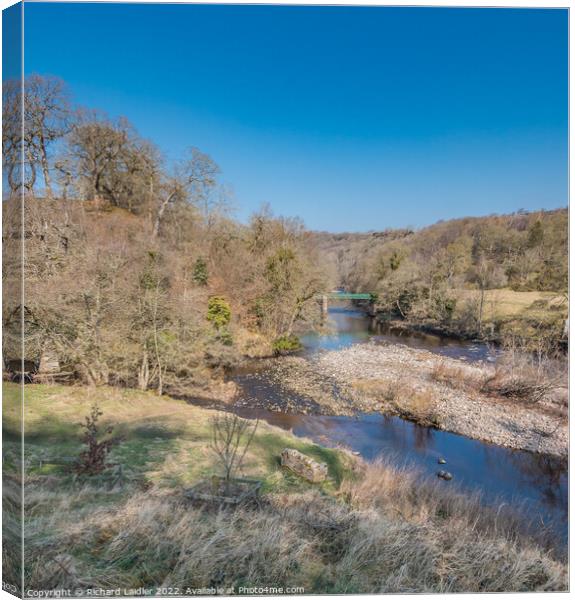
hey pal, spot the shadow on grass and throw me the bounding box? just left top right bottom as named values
left=115, top=420, right=187, bottom=440
left=19, top=415, right=187, bottom=482
left=18, top=413, right=80, bottom=444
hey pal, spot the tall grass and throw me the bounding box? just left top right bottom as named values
left=12, top=460, right=567, bottom=594
left=4, top=384, right=566, bottom=593
left=481, top=346, right=567, bottom=414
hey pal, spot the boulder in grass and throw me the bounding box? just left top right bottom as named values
left=280, top=448, right=328, bottom=483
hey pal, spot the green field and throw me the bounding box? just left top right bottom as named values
left=455, top=288, right=566, bottom=321
left=3, top=382, right=350, bottom=493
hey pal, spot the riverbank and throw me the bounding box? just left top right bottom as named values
left=373, top=287, right=567, bottom=347
left=236, top=343, right=567, bottom=458
left=2, top=383, right=567, bottom=593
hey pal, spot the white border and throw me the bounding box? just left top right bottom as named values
left=0, top=1, right=572, bottom=599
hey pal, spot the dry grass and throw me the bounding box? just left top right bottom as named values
left=3, top=383, right=567, bottom=593
left=481, top=371, right=553, bottom=405
left=431, top=350, right=567, bottom=418
left=383, top=380, right=440, bottom=427
left=392, top=389, right=439, bottom=427
left=352, top=378, right=440, bottom=427
left=7, top=460, right=566, bottom=594
left=430, top=360, right=485, bottom=392
left=454, top=289, right=565, bottom=321
left=481, top=350, right=566, bottom=410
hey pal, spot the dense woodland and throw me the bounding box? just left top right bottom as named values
left=2, top=75, right=568, bottom=395
left=2, top=75, right=326, bottom=395
left=316, top=208, right=568, bottom=346
left=318, top=210, right=568, bottom=295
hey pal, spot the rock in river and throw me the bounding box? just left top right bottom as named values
left=437, top=470, right=453, bottom=481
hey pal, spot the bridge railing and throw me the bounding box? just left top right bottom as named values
left=324, top=293, right=374, bottom=300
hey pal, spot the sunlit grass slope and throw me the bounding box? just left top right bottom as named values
left=1, top=382, right=567, bottom=594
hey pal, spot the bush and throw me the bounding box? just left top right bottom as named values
left=74, top=404, right=119, bottom=475
left=216, top=328, right=234, bottom=346
left=272, top=334, right=303, bottom=355
left=207, top=296, right=231, bottom=330
left=209, top=413, right=259, bottom=493
left=392, top=390, right=440, bottom=427
left=434, top=293, right=457, bottom=324
left=192, top=257, right=209, bottom=286
left=430, top=360, right=484, bottom=391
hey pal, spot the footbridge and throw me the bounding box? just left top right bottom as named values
left=319, top=291, right=377, bottom=317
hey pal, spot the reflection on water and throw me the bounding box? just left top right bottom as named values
left=234, top=401, right=567, bottom=546
left=301, top=308, right=372, bottom=352
left=301, top=306, right=498, bottom=362
left=229, top=306, right=567, bottom=548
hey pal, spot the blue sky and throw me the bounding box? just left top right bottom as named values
left=18, top=3, right=568, bottom=232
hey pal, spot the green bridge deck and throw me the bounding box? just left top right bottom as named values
left=325, top=293, right=374, bottom=300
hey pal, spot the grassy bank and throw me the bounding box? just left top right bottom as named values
left=3, top=383, right=349, bottom=493
left=2, top=383, right=567, bottom=593
left=453, top=288, right=566, bottom=336
left=377, top=288, right=567, bottom=345
left=454, top=289, right=565, bottom=321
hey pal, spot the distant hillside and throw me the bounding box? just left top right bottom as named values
left=311, top=208, right=568, bottom=345
left=311, top=227, right=415, bottom=289
left=313, top=208, right=567, bottom=293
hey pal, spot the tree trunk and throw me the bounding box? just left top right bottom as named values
left=138, top=349, right=150, bottom=390
left=79, top=361, right=108, bottom=387
left=39, top=135, right=53, bottom=199
left=396, top=299, right=406, bottom=319
left=478, top=287, right=485, bottom=335
left=152, top=197, right=170, bottom=237
left=152, top=285, right=163, bottom=396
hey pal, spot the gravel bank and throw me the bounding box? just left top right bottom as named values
left=235, top=343, right=567, bottom=458
left=316, top=343, right=567, bottom=457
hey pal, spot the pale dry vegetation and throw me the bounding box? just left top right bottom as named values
left=481, top=354, right=568, bottom=418
left=392, top=389, right=440, bottom=427
left=430, top=350, right=567, bottom=417
left=9, top=461, right=567, bottom=594
left=430, top=359, right=484, bottom=391
left=2, top=384, right=567, bottom=593
left=353, top=378, right=440, bottom=427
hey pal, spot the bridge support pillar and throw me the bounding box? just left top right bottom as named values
left=321, top=294, right=328, bottom=319
left=368, top=300, right=376, bottom=317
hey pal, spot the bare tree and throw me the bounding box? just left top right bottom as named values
left=67, top=112, right=160, bottom=211
left=469, top=256, right=497, bottom=335
left=67, top=112, right=128, bottom=201
left=24, top=74, right=71, bottom=198
left=3, top=78, right=37, bottom=194
left=153, top=147, right=219, bottom=237
left=209, top=413, right=259, bottom=493
left=53, top=157, right=74, bottom=200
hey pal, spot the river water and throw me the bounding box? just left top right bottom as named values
left=224, top=306, right=567, bottom=548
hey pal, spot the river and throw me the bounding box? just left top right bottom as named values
left=211, top=306, right=568, bottom=549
